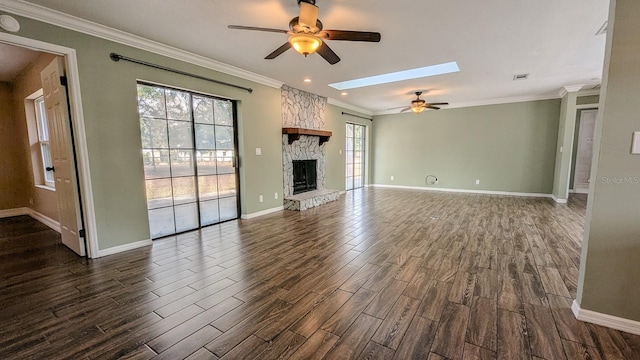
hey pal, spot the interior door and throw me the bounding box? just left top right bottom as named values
left=573, top=109, right=598, bottom=194
left=41, top=58, right=85, bottom=256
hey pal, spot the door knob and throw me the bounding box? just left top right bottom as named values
left=46, top=166, right=55, bottom=172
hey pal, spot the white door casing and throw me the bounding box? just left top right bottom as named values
left=41, top=57, right=85, bottom=256
left=573, top=109, right=598, bottom=194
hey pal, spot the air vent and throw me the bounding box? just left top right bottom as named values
left=513, top=73, right=529, bottom=81
left=596, top=21, right=607, bottom=36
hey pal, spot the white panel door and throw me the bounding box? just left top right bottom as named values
left=573, top=109, right=598, bottom=194
left=41, top=58, right=85, bottom=256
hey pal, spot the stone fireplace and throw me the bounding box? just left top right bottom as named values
left=281, top=85, right=340, bottom=210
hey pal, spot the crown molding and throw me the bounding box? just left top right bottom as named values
left=559, top=84, right=585, bottom=97
left=0, top=0, right=283, bottom=89
left=373, top=93, right=560, bottom=116
left=327, top=97, right=374, bottom=116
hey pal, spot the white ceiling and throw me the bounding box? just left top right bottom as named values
left=20, top=0, right=609, bottom=113
left=0, top=42, right=40, bottom=82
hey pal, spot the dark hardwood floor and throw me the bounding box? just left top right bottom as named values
left=1, top=188, right=639, bottom=359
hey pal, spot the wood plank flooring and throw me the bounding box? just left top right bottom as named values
left=1, top=188, right=639, bottom=359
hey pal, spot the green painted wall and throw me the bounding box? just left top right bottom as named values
left=577, top=0, right=640, bottom=321
left=324, top=104, right=372, bottom=191
left=7, top=13, right=284, bottom=250
left=371, top=100, right=560, bottom=194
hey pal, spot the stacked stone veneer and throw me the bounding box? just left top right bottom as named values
left=281, top=85, right=339, bottom=210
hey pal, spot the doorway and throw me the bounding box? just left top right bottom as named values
left=572, top=109, right=598, bottom=194
left=345, top=122, right=365, bottom=191
left=137, top=83, right=240, bottom=239
left=0, top=37, right=91, bottom=256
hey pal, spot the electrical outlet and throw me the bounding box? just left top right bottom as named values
left=259, top=195, right=263, bottom=203
left=29, top=198, right=34, bottom=205
left=274, top=192, right=278, bottom=200
left=391, top=175, right=395, bottom=181
left=339, top=149, right=342, bottom=155
left=476, top=179, right=480, bottom=185
left=255, top=148, right=262, bottom=156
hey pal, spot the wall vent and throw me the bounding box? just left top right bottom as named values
left=513, top=73, right=529, bottom=81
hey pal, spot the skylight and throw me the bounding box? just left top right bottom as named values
left=328, top=62, right=460, bottom=90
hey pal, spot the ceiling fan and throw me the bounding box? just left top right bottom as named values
left=227, top=0, right=381, bottom=65
left=396, top=92, right=449, bottom=113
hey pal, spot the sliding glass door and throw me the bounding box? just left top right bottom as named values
left=346, top=123, right=365, bottom=190
left=137, top=83, right=239, bottom=239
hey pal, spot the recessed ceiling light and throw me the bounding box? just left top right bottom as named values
left=303, top=78, right=312, bottom=83
left=341, top=92, right=348, bottom=96
left=328, top=61, right=460, bottom=90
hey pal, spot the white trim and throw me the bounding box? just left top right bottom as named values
left=0, top=207, right=30, bottom=218
left=577, top=89, right=601, bottom=97
left=551, top=194, right=568, bottom=203
left=327, top=98, right=374, bottom=116
left=0, top=32, right=99, bottom=258
left=241, top=206, right=284, bottom=220
left=572, top=300, right=640, bottom=336
left=373, top=94, right=559, bottom=115
left=371, top=184, right=553, bottom=198
left=0, top=207, right=60, bottom=232
left=28, top=209, right=60, bottom=232
left=0, top=0, right=283, bottom=89
left=559, top=85, right=585, bottom=97
left=35, top=184, right=56, bottom=192
left=97, top=239, right=152, bottom=258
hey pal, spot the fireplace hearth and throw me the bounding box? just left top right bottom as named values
left=292, top=160, right=317, bottom=194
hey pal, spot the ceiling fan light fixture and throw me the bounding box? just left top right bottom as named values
left=289, top=34, right=322, bottom=56
left=411, top=105, right=426, bottom=114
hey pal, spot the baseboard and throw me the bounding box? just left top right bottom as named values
left=28, top=209, right=61, bottom=232
left=371, top=184, right=553, bottom=199
left=0, top=207, right=61, bottom=232
left=241, top=206, right=284, bottom=220
left=551, top=194, right=568, bottom=203
left=0, top=207, right=30, bottom=218
left=572, top=300, right=640, bottom=335
left=97, top=239, right=152, bottom=258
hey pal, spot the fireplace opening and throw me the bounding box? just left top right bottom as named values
left=292, top=160, right=317, bottom=194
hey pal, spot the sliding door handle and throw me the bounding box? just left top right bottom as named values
left=46, top=166, right=55, bottom=172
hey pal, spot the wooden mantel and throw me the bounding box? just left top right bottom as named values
left=282, top=127, right=332, bottom=145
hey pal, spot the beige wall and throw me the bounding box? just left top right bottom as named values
left=0, top=81, right=29, bottom=210
left=8, top=52, right=60, bottom=221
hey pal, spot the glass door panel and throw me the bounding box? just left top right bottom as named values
left=346, top=123, right=365, bottom=191
left=138, top=83, right=239, bottom=239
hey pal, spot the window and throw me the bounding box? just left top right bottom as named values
left=33, top=94, right=55, bottom=188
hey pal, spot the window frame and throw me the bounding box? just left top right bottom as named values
left=33, top=94, right=55, bottom=189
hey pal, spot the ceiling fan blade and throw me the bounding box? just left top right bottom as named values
left=387, top=105, right=407, bottom=110
left=319, top=30, right=381, bottom=42
left=316, top=42, right=341, bottom=64
left=299, top=1, right=319, bottom=29
left=228, top=25, right=289, bottom=34
left=265, top=42, right=292, bottom=59
left=427, top=105, right=441, bottom=110
left=400, top=107, right=411, bottom=113
left=427, top=102, right=449, bottom=106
